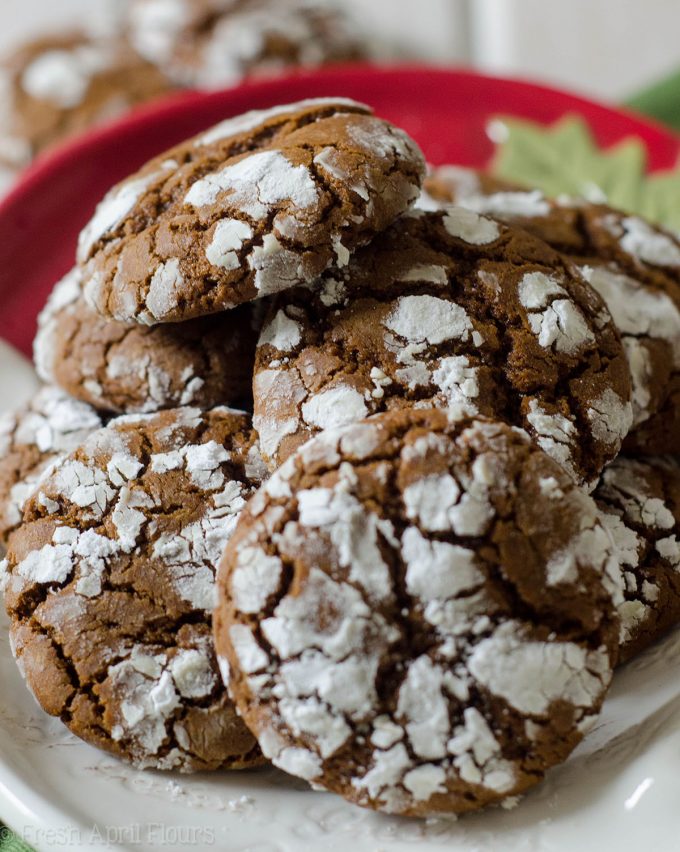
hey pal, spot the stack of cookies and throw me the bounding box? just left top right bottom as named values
left=1, top=97, right=680, bottom=818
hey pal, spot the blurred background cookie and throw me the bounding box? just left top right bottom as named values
left=125, top=0, right=368, bottom=90
left=0, top=31, right=173, bottom=173
left=419, top=165, right=521, bottom=212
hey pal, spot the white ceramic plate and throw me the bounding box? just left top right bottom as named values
left=0, top=346, right=678, bottom=852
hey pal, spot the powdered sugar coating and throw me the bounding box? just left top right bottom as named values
left=442, top=207, right=501, bottom=245
left=467, top=623, right=611, bottom=715
left=518, top=271, right=595, bottom=355
left=195, top=98, right=367, bottom=147
left=587, top=387, right=634, bottom=451
left=4, top=406, right=265, bottom=771
left=384, top=295, right=475, bottom=347
left=469, top=190, right=551, bottom=219
left=418, top=165, right=531, bottom=215
left=8, top=410, right=261, bottom=610
left=216, top=409, right=619, bottom=816
left=143, top=258, right=186, bottom=324
left=605, top=214, right=680, bottom=268
left=258, top=309, right=302, bottom=352
left=300, top=386, right=368, bottom=431
left=186, top=150, right=319, bottom=217
left=205, top=218, right=253, bottom=269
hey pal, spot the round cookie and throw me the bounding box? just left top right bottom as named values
left=34, top=267, right=261, bottom=414
left=0, top=386, right=103, bottom=545
left=253, top=207, right=632, bottom=487
left=77, top=97, right=426, bottom=324
left=0, top=32, right=172, bottom=172
left=2, top=406, right=267, bottom=771
left=423, top=166, right=680, bottom=452
left=214, top=408, right=621, bottom=816
left=595, top=455, right=680, bottom=664
left=126, top=0, right=366, bottom=90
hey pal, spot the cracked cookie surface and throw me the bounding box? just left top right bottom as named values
left=0, top=386, right=103, bottom=546
left=253, top=207, right=632, bottom=487
left=2, top=406, right=267, bottom=771
left=215, top=408, right=621, bottom=816
left=595, top=455, right=680, bottom=663
left=126, top=0, right=367, bottom=90
left=0, top=31, right=172, bottom=172
left=423, top=166, right=680, bottom=453
left=78, top=97, right=425, bottom=324
left=35, top=267, right=261, bottom=414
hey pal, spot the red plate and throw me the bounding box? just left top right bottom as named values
left=1, top=64, right=678, bottom=356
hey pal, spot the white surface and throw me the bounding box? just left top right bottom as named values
left=0, top=358, right=679, bottom=851
left=339, top=0, right=469, bottom=62
left=1, top=600, right=679, bottom=851
left=0, top=0, right=120, bottom=46
left=470, top=0, right=680, bottom=100
left=0, top=340, right=40, bottom=414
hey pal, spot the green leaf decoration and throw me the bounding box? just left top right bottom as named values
left=490, top=114, right=680, bottom=232
left=626, top=70, right=680, bottom=134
